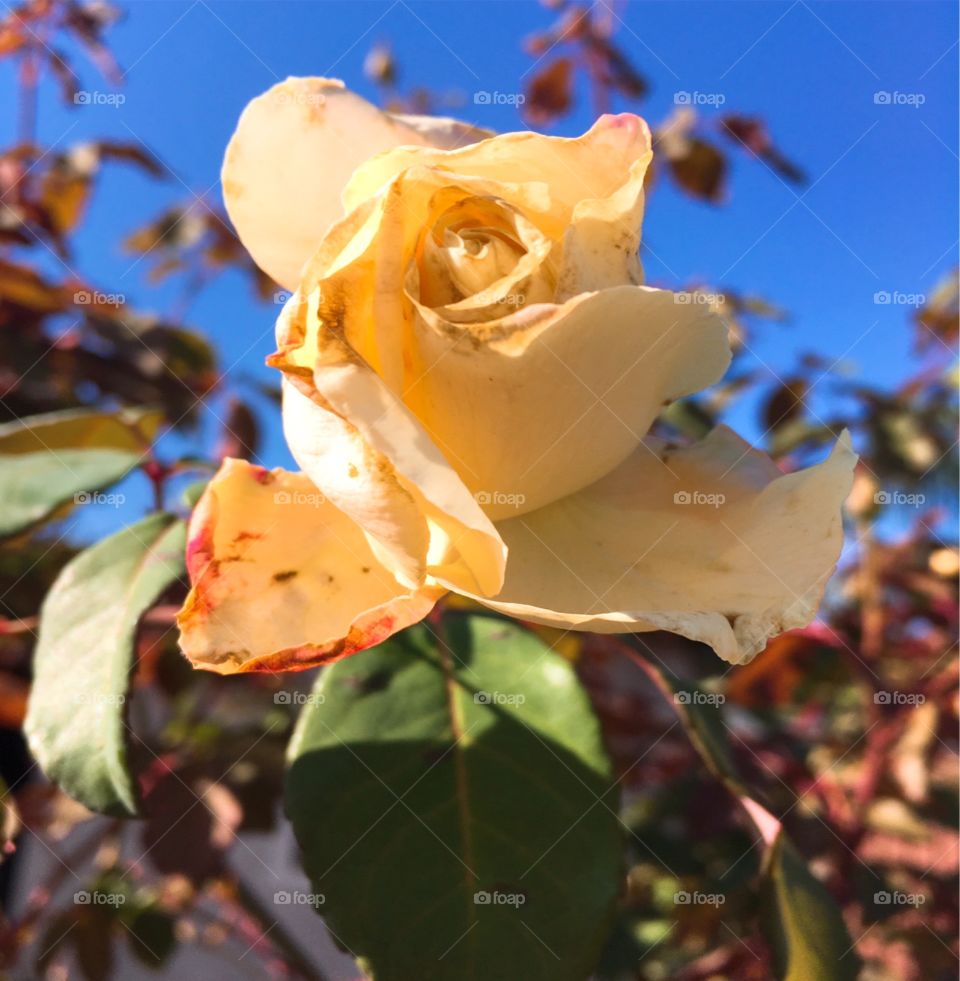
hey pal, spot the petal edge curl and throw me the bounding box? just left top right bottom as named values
left=471, top=428, right=857, bottom=665
left=177, top=459, right=441, bottom=674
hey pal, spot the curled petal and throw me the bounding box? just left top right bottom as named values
left=343, top=111, right=653, bottom=293
left=403, top=286, right=730, bottom=519
left=388, top=113, right=493, bottom=149
left=279, top=169, right=729, bottom=521
left=222, top=77, right=484, bottom=289
left=473, top=428, right=857, bottom=664
left=177, top=459, right=441, bottom=674
left=344, top=112, right=650, bottom=235
left=280, top=375, right=506, bottom=599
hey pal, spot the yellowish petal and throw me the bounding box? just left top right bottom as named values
left=278, top=171, right=728, bottom=522
left=403, top=286, right=731, bottom=519
left=177, top=459, right=441, bottom=674
left=281, top=375, right=506, bottom=599
left=388, top=113, right=493, bottom=149
left=222, top=78, right=482, bottom=289
left=473, top=428, right=856, bottom=664
left=344, top=112, right=653, bottom=293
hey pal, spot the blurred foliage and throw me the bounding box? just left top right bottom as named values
left=0, top=1, right=956, bottom=979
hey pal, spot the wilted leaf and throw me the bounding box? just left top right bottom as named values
left=0, top=669, right=28, bottom=728
left=215, top=396, right=259, bottom=461
left=40, top=140, right=164, bottom=236
left=726, top=632, right=820, bottom=708
left=668, top=137, right=726, bottom=201
left=94, top=140, right=164, bottom=178
left=0, top=257, right=68, bottom=312
left=914, top=268, right=959, bottom=351
left=890, top=702, right=938, bottom=803
left=364, top=41, right=397, bottom=86
left=657, top=109, right=727, bottom=202
left=40, top=157, right=92, bottom=235
left=141, top=772, right=242, bottom=883
left=123, top=205, right=206, bottom=256
left=525, top=56, right=574, bottom=125
left=62, top=0, right=123, bottom=84
left=762, top=377, right=808, bottom=433
left=722, top=114, right=805, bottom=184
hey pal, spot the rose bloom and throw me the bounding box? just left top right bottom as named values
left=177, top=78, right=855, bottom=673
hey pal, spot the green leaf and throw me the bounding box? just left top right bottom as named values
left=0, top=406, right=162, bottom=454
left=25, top=513, right=187, bottom=816
left=628, top=651, right=858, bottom=981
left=0, top=406, right=164, bottom=538
left=286, top=613, right=622, bottom=981
left=660, top=397, right=715, bottom=439
left=639, top=662, right=758, bottom=803
left=122, top=905, right=177, bottom=968
left=180, top=477, right=208, bottom=509
left=762, top=832, right=860, bottom=981
left=0, top=448, right=141, bottom=539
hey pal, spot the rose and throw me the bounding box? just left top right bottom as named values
left=176, top=77, right=855, bottom=674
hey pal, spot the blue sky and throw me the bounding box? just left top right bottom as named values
left=2, top=0, right=957, bottom=485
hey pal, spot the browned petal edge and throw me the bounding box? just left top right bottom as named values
left=176, top=465, right=443, bottom=675
left=180, top=590, right=442, bottom=676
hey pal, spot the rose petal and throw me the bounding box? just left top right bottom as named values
left=177, top=459, right=441, bottom=674
left=279, top=369, right=506, bottom=599
left=472, top=428, right=856, bottom=664
left=409, top=197, right=557, bottom=321
left=280, top=163, right=729, bottom=521
left=404, top=286, right=731, bottom=519
left=285, top=166, right=555, bottom=390
left=389, top=113, right=493, bottom=149
left=343, top=111, right=653, bottom=294
left=222, top=78, right=483, bottom=289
